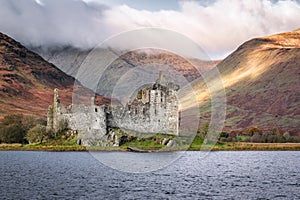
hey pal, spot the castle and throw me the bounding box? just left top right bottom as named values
left=46, top=72, right=180, bottom=146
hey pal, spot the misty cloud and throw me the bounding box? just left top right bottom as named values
left=0, top=0, right=300, bottom=59
left=0, top=0, right=108, bottom=48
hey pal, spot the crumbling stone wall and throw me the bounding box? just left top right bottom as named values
left=46, top=72, right=180, bottom=146
left=110, top=72, right=179, bottom=135
left=46, top=89, right=107, bottom=138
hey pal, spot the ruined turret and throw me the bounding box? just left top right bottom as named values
left=46, top=88, right=61, bottom=133
left=46, top=88, right=107, bottom=142
left=53, top=88, right=60, bottom=108
left=113, top=72, right=180, bottom=135
left=46, top=72, right=180, bottom=146
left=157, top=71, right=168, bottom=86
left=91, top=96, right=95, bottom=106
left=46, top=89, right=58, bottom=132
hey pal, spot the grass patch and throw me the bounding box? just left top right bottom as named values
left=188, top=137, right=204, bottom=150
left=119, top=133, right=173, bottom=150
left=236, top=136, right=248, bottom=142
left=0, top=138, right=87, bottom=151
left=121, top=140, right=164, bottom=148
left=1, top=136, right=300, bottom=152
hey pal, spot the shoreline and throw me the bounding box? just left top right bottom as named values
left=1, top=143, right=300, bottom=152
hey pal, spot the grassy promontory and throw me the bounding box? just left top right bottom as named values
left=1, top=140, right=300, bottom=152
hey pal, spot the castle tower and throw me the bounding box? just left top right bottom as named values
left=53, top=88, right=60, bottom=110
left=156, top=71, right=168, bottom=86
left=91, top=96, right=95, bottom=106
left=47, top=88, right=60, bottom=133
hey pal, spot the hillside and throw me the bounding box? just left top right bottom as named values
left=32, top=47, right=220, bottom=95
left=1, top=29, right=299, bottom=134
left=35, top=47, right=219, bottom=81
left=0, top=32, right=107, bottom=120
left=188, top=29, right=300, bottom=133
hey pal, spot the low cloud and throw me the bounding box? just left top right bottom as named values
left=0, top=0, right=300, bottom=59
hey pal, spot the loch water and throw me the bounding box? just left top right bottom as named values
left=0, top=151, right=299, bottom=199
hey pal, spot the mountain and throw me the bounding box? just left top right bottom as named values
left=188, top=29, right=300, bottom=133
left=32, top=46, right=220, bottom=97
left=34, top=47, right=220, bottom=81
left=0, top=31, right=217, bottom=120
left=31, top=46, right=90, bottom=79
left=2, top=29, right=299, bottom=134
left=0, top=32, right=107, bottom=120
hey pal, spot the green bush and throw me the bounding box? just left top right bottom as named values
left=25, top=124, right=46, bottom=144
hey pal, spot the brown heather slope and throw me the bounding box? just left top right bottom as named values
left=119, top=50, right=220, bottom=82
left=0, top=32, right=108, bottom=120
left=0, top=32, right=76, bottom=119
left=186, top=29, right=300, bottom=133
left=94, top=50, right=220, bottom=97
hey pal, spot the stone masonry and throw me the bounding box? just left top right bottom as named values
left=46, top=72, right=180, bottom=146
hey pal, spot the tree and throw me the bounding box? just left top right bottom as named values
left=246, top=126, right=260, bottom=136
left=288, top=136, right=300, bottom=143
left=283, top=132, right=290, bottom=141
left=261, top=131, right=272, bottom=143
left=197, top=122, right=209, bottom=139
left=0, top=124, right=25, bottom=143
left=244, top=137, right=251, bottom=142
left=0, top=114, right=45, bottom=144
left=219, top=132, right=229, bottom=138
left=2, top=114, right=23, bottom=126
left=272, top=127, right=281, bottom=135
left=25, top=124, right=46, bottom=144
left=274, top=134, right=285, bottom=143
left=55, top=119, right=69, bottom=138
left=229, top=131, right=238, bottom=138
left=0, top=114, right=25, bottom=143
left=251, top=134, right=262, bottom=143
left=22, top=115, right=46, bottom=132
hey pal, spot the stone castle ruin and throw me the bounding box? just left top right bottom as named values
left=46, top=72, right=180, bottom=146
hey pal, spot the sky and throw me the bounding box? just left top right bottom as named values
left=0, top=0, right=300, bottom=59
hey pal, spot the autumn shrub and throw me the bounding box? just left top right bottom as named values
left=246, top=126, right=261, bottom=136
